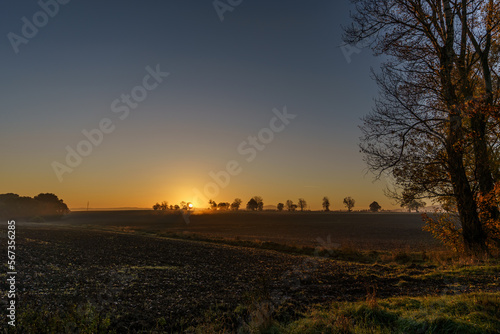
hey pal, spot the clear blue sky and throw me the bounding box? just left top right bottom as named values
left=0, top=0, right=392, bottom=210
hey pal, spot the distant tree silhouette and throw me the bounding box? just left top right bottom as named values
left=0, top=193, right=69, bottom=219
left=247, top=196, right=264, bottom=211
left=0, top=193, right=37, bottom=218
left=298, top=198, right=307, bottom=211
left=247, top=198, right=258, bottom=211
left=277, top=203, right=284, bottom=211
left=152, top=201, right=178, bottom=211
left=400, top=193, right=427, bottom=212
left=369, top=201, right=382, bottom=212
left=231, top=198, right=242, bottom=210
left=405, top=199, right=427, bottom=213
left=33, top=193, right=69, bottom=216
left=251, top=196, right=264, bottom=211
left=322, top=196, right=330, bottom=211
left=208, top=199, right=217, bottom=210
left=245, top=196, right=264, bottom=211
left=291, top=204, right=297, bottom=211
left=343, top=197, right=355, bottom=212
left=180, top=201, right=187, bottom=210
left=218, top=202, right=230, bottom=210
left=285, top=200, right=294, bottom=211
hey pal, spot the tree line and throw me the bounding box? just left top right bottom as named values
left=152, top=196, right=429, bottom=212
left=0, top=193, right=69, bottom=219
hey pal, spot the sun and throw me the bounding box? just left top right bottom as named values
left=188, top=203, right=194, bottom=209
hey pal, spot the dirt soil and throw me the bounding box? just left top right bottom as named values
left=1, top=222, right=498, bottom=332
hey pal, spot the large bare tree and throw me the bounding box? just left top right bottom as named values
left=344, top=0, right=500, bottom=254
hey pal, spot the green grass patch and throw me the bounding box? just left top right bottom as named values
left=283, top=292, right=500, bottom=334
left=192, top=292, right=500, bottom=333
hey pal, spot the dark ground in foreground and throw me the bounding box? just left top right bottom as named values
left=1, top=220, right=499, bottom=332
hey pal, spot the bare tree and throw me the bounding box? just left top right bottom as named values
left=285, top=200, right=294, bottom=211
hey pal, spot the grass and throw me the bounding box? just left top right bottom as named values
left=192, top=292, right=500, bottom=333
left=12, top=302, right=113, bottom=334
left=10, top=292, right=500, bottom=333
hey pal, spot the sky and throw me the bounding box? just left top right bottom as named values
left=0, top=0, right=394, bottom=211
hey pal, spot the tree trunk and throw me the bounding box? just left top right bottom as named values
left=467, top=0, right=499, bottom=222
left=447, top=113, right=488, bottom=254
left=473, top=51, right=499, bottom=221
left=442, top=0, right=487, bottom=255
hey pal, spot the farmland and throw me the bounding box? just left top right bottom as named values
left=1, top=211, right=499, bottom=333
left=49, top=210, right=441, bottom=251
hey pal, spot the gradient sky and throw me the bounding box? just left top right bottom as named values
left=0, top=0, right=394, bottom=210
